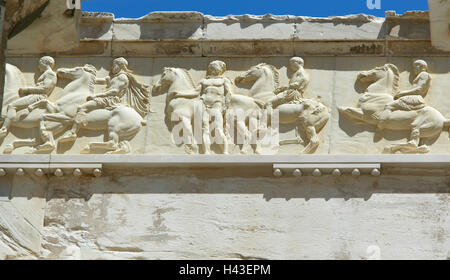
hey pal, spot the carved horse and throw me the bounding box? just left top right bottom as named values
left=235, top=63, right=330, bottom=154
left=2, top=65, right=146, bottom=154
left=0, top=63, right=61, bottom=153
left=152, top=67, right=265, bottom=154
left=338, top=64, right=450, bottom=153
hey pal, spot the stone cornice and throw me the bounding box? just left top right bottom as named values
left=1, top=154, right=450, bottom=177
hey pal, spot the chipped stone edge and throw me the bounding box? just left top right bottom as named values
left=81, top=10, right=425, bottom=24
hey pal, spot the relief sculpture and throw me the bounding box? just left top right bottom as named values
left=339, top=60, right=450, bottom=154
left=0, top=57, right=150, bottom=154
left=153, top=57, right=330, bottom=155
left=2, top=56, right=446, bottom=155
left=152, top=61, right=264, bottom=155
left=235, top=57, right=330, bottom=154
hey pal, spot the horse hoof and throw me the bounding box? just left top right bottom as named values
left=58, top=133, right=77, bottom=143
left=3, top=144, right=13, bottom=154
left=36, top=143, right=55, bottom=153
left=80, top=145, right=91, bottom=154
left=417, top=145, right=431, bottom=154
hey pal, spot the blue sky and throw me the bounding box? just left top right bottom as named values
left=81, top=0, right=428, bottom=18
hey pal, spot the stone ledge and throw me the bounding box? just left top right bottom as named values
left=77, top=11, right=429, bottom=42
left=0, top=154, right=450, bottom=169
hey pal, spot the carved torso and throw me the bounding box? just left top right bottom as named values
left=200, top=77, right=229, bottom=109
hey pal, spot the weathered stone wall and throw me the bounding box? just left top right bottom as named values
left=0, top=166, right=448, bottom=260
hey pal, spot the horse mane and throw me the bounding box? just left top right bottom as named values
left=258, top=63, right=280, bottom=88
left=179, top=68, right=196, bottom=89
left=385, top=63, right=400, bottom=95
left=83, top=64, right=97, bottom=93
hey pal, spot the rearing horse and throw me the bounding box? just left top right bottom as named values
left=2, top=65, right=146, bottom=154
left=235, top=63, right=330, bottom=154
left=0, top=64, right=97, bottom=153
left=339, top=63, right=450, bottom=153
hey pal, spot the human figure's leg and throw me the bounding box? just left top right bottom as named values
left=0, top=96, right=35, bottom=136
left=59, top=101, right=102, bottom=142
left=28, top=99, right=59, bottom=113
left=201, top=106, right=212, bottom=154
left=214, top=110, right=229, bottom=155
left=378, top=100, right=402, bottom=130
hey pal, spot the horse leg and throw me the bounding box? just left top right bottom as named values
left=338, top=106, right=365, bottom=121
left=87, top=130, right=118, bottom=152
left=105, top=130, right=129, bottom=154
left=301, top=125, right=320, bottom=154
left=180, top=116, right=197, bottom=154
left=27, top=120, right=56, bottom=153
left=385, top=125, right=430, bottom=154
left=28, top=99, right=59, bottom=114
left=4, top=138, right=38, bottom=154
left=237, top=119, right=251, bottom=154
left=216, top=114, right=229, bottom=155
left=0, top=105, right=16, bottom=138
left=279, top=125, right=305, bottom=146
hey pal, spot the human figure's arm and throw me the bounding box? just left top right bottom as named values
left=176, top=91, right=200, bottom=98
left=95, top=76, right=111, bottom=87
left=274, top=86, right=288, bottom=95
left=289, top=70, right=309, bottom=92
left=224, top=78, right=233, bottom=108
left=396, top=72, right=431, bottom=98
left=19, top=71, right=57, bottom=96
left=91, top=74, right=128, bottom=99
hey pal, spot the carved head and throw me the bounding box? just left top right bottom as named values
left=207, top=60, right=226, bottom=77
left=235, top=63, right=279, bottom=88
left=289, top=57, right=304, bottom=71
left=153, top=67, right=175, bottom=94
left=413, top=59, right=428, bottom=74
left=112, top=57, right=129, bottom=75
left=57, top=65, right=96, bottom=80
left=357, top=67, right=386, bottom=83
left=235, top=65, right=257, bottom=84
left=39, top=56, right=55, bottom=71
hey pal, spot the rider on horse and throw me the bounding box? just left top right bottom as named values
left=378, top=60, right=431, bottom=130
left=59, top=57, right=149, bottom=142
left=0, top=56, right=57, bottom=138
left=266, top=57, right=309, bottom=110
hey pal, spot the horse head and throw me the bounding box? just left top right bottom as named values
left=57, top=64, right=97, bottom=81
left=357, top=64, right=399, bottom=95
left=235, top=63, right=279, bottom=101
left=152, top=67, right=176, bottom=95
left=236, top=64, right=279, bottom=87
left=152, top=67, right=197, bottom=99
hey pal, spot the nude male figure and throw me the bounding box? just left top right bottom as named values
left=199, top=60, right=232, bottom=154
